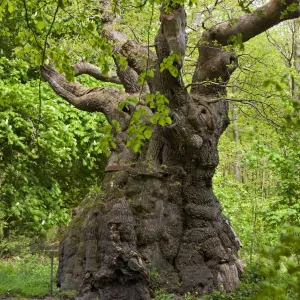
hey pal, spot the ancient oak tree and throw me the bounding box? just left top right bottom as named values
left=41, top=0, right=300, bottom=299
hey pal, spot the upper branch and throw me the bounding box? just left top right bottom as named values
left=41, top=65, right=130, bottom=128
left=99, top=0, right=156, bottom=91
left=74, top=59, right=144, bottom=94
left=155, top=5, right=187, bottom=66
left=120, top=40, right=156, bottom=75
left=152, top=5, right=189, bottom=104
left=204, top=0, right=300, bottom=45
left=191, top=0, right=300, bottom=95
left=74, top=60, right=122, bottom=85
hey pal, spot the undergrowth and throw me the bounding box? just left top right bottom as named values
left=0, top=254, right=58, bottom=298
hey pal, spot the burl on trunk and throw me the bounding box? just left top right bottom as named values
left=41, top=1, right=300, bottom=299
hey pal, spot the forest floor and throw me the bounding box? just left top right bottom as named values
left=0, top=298, right=56, bottom=300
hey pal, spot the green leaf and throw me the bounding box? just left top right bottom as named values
left=7, top=1, right=14, bottom=13
left=144, top=128, right=152, bottom=139
left=36, top=21, right=46, bottom=31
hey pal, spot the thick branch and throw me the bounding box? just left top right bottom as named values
left=100, top=0, right=156, bottom=90
left=115, top=63, right=145, bottom=93
left=155, top=5, right=187, bottom=66
left=152, top=5, right=188, bottom=104
left=74, top=59, right=144, bottom=93
left=41, top=65, right=130, bottom=127
left=204, top=0, right=300, bottom=45
left=74, top=61, right=121, bottom=85
left=120, top=40, right=156, bottom=75
left=161, top=5, right=187, bottom=60
left=192, top=0, right=300, bottom=95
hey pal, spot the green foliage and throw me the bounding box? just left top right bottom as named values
left=0, top=236, right=32, bottom=258
left=148, top=267, right=161, bottom=291
left=118, top=96, right=139, bottom=112
left=154, top=289, right=174, bottom=300
left=202, top=282, right=258, bottom=299
left=0, top=0, right=114, bottom=79
left=138, top=69, right=155, bottom=85
left=123, top=92, right=172, bottom=152
left=98, top=121, right=120, bottom=153
left=0, top=254, right=58, bottom=298
left=213, top=22, right=300, bottom=264
left=147, top=92, right=172, bottom=126
left=127, top=105, right=152, bottom=152
left=0, top=58, right=107, bottom=237
left=237, top=0, right=252, bottom=13
left=185, top=292, right=201, bottom=299
left=114, top=54, right=128, bottom=71
left=254, top=134, right=300, bottom=228
left=0, top=1, right=300, bottom=299
left=160, top=53, right=181, bottom=78
left=281, top=3, right=299, bottom=19
left=227, top=33, right=245, bottom=51
left=251, top=226, right=300, bottom=300
left=262, top=79, right=283, bottom=91
left=58, top=289, right=77, bottom=298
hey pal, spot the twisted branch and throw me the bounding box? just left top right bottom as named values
left=41, top=65, right=130, bottom=128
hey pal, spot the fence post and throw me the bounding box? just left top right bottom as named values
left=50, top=250, right=54, bottom=296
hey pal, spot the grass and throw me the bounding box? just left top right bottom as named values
left=0, top=254, right=58, bottom=298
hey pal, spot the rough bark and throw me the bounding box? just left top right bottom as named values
left=74, top=60, right=121, bottom=85
left=41, top=1, right=300, bottom=299
left=293, top=19, right=300, bottom=101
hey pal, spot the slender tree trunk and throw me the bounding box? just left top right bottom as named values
left=293, top=19, right=300, bottom=101
left=231, top=103, right=242, bottom=183
left=3, top=226, right=9, bottom=239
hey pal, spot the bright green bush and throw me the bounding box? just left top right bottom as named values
left=251, top=226, right=300, bottom=300
left=0, top=57, right=108, bottom=238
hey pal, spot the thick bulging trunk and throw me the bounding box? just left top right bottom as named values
left=56, top=90, right=242, bottom=299
left=45, top=2, right=300, bottom=298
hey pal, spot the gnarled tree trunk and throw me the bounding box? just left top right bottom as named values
left=42, top=1, right=300, bottom=299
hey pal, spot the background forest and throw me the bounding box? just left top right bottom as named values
left=0, top=0, right=299, bottom=299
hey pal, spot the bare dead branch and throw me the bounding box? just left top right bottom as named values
left=265, top=31, right=293, bottom=66
left=202, top=97, right=285, bottom=128
left=236, top=101, right=283, bottom=128
left=201, top=0, right=222, bottom=30
left=185, top=80, right=227, bottom=90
